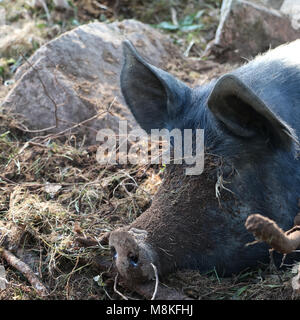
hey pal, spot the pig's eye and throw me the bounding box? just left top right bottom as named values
left=128, top=252, right=138, bottom=267
left=110, top=247, right=117, bottom=259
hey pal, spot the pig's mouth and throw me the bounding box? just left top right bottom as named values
left=109, top=228, right=159, bottom=283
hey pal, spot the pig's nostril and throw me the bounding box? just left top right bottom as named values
left=110, top=246, right=117, bottom=259
left=128, top=252, right=139, bottom=267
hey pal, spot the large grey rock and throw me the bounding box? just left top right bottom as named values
left=256, top=0, right=284, bottom=10
left=1, top=20, right=173, bottom=144
left=206, top=0, right=300, bottom=62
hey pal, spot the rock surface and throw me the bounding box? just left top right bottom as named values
left=257, top=0, right=284, bottom=9
left=1, top=20, right=173, bottom=144
left=206, top=0, right=300, bottom=62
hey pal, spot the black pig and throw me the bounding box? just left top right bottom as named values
left=109, top=40, right=300, bottom=283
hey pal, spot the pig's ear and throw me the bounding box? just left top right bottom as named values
left=207, top=74, right=298, bottom=150
left=120, top=40, right=191, bottom=133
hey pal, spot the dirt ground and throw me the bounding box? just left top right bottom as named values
left=0, top=0, right=299, bottom=300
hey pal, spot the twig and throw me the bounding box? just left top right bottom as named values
left=66, top=256, right=79, bottom=299
left=30, top=97, right=116, bottom=143
left=16, top=123, right=57, bottom=134
left=114, top=273, right=128, bottom=300
left=183, top=40, right=195, bottom=58
left=150, top=263, right=159, bottom=300
left=131, top=281, right=193, bottom=300
left=170, top=7, right=178, bottom=26
left=0, top=248, right=49, bottom=296
left=92, top=0, right=112, bottom=11
left=113, top=0, right=120, bottom=17
left=0, top=176, right=18, bottom=185
left=34, top=0, right=51, bottom=23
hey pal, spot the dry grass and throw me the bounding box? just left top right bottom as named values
left=0, top=113, right=299, bottom=300
left=0, top=22, right=46, bottom=59
left=0, top=115, right=163, bottom=299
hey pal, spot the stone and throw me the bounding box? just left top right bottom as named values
left=1, top=20, right=173, bottom=145
left=206, top=0, right=300, bottom=62
left=256, top=0, right=284, bottom=10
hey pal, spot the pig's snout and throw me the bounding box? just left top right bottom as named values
left=109, top=228, right=159, bottom=283
left=110, top=244, right=139, bottom=269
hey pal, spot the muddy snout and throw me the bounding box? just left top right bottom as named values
left=109, top=228, right=159, bottom=283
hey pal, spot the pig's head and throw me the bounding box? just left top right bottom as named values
left=109, top=41, right=299, bottom=282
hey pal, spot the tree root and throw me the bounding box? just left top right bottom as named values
left=0, top=248, right=49, bottom=297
